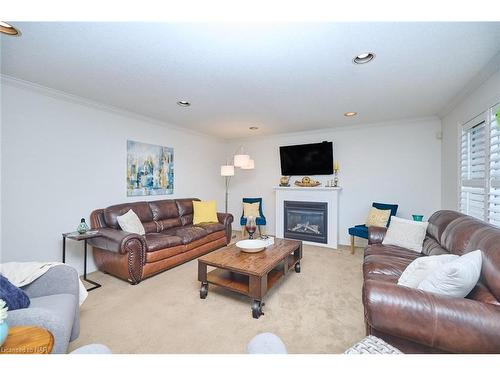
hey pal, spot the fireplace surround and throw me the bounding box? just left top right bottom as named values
left=274, top=186, right=341, bottom=248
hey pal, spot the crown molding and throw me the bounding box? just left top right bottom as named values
left=0, top=74, right=222, bottom=142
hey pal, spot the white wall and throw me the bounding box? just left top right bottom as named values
left=441, top=69, right=500, bottom=210
left=0, top=78, right=226, bottom=274
left=225, top=117, right=442, bottom=246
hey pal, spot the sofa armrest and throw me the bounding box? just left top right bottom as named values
left=87, top=228, right=146, bottom=256
left=368, top=226, right=387, bottom=244
left=6, top=306, right=72, bottom=354
left=21, top=265, right=79, bottom=300
left=217, top=212, right=234, bottom=244
left=363, top=279, right=500, bottom=353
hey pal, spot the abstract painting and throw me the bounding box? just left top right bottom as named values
left=127, top=140, right=174, bottom=196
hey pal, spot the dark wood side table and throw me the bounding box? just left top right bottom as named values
left=0, top=326, right=54, bottom=354
left=62, top=231, right=102, bottom=291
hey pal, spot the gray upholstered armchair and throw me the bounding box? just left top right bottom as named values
left=6, top=265, right=80, bottom=353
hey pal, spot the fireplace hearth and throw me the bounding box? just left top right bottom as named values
left=284, top=201, right=328, bottom=244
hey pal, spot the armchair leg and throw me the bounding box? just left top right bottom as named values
left=351, top=235, right=355, bottom=254
left=242, top=226, right=246, bottom=238
left=258, top=225, right=262, bottom=237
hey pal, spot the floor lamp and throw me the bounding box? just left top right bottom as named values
left=220, top=165, right=235, bottom=213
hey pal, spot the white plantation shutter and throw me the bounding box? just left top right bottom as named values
left=489, top=103, right=500, bottom=226
left=460, top=101, right=500, bottom=226
left=460, top=117, right=487, bottom=220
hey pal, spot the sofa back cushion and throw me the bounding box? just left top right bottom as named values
left=175, top=198, right=199, bottom=226
left=148, top=200, right=182, bottom=231
left=103, top=202, right=155, bottom=232
left=427, top=210, right=500, bottom=302
left=426, top=210, right=463, bottom=243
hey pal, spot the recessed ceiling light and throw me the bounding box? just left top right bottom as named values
left=344, top=112, right=357, bottom=117
left=0, top=21, right=21, bottom=36
left=177, top=101, right=191, bottom=107
left=353, top=52, right=375, bottom=64
left=249, top=126, right=259, bottom=130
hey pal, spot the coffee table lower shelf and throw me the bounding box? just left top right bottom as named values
left=198, top=248, right=302, bottom=319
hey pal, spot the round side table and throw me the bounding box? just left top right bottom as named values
left=0, top=326, right=54, bottom=354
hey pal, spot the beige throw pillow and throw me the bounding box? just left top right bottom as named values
left=418, top=250, right=482, bottom=298
left=382, top=216, right=428, bottom=253
left=116, top=209, right=145, bottom=235
left=398, top=254, right=459, bottom=288
left=243, top=202, right=260, bottom=218
left=365, top=207, right=391, bottom=227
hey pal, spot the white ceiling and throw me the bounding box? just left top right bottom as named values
left=2, top=22, right=500, bottom=139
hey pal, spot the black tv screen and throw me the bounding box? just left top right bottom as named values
left=280, top=141, right=333, bottom=175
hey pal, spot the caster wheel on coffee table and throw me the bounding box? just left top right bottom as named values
left=294, top=262, right=301, bottom=273
left=200, top=282, right=208, bottom=299
left=251, top=300, right=265, bottom=319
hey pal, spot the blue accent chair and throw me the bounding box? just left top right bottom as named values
left=348, top=202, right=398, bottom=254
left=240, top=197, right=267, bottom=237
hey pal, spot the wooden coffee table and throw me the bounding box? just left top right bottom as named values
left=198, top=238, right=302, bottom=318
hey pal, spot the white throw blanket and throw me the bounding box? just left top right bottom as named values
left=0, top=262, right=88, bottom=305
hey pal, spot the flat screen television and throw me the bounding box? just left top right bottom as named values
left=280, top=141, right=333, bottom=175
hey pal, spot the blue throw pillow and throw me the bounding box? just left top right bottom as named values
left=0, top=274, right=30, bottom=310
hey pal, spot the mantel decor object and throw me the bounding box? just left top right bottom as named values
left=333, top=161, right=340, bottom=187
left=294, top=176, right=321, bottom=187
left=279, top=176, right=290, bottom=187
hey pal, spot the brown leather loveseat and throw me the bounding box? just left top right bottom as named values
left=363, top=210, right=500, bottom=353
left=88, top=198, right=233, bottom=284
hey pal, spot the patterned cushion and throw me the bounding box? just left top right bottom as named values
left=366, top=207, right=391, bottom=227
left=243, top=202, right=260, bottom=218
left=344, top=336, right=403, bottom=354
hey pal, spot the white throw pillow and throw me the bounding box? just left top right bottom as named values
left=418, top=250, right=482, bottom=298
left=116, top=209, right=145, bottom=235
left=398, top=254, right=459, bottom=288
left=382, top=216, right=429, bottom=253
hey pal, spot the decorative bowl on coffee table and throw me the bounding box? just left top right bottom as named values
left=236, top=239, right=268, bottom=253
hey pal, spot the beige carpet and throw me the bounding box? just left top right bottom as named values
left=69, top=242, right=365, bottom=354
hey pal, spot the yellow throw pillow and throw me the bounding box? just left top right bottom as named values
left=365, top=207, right=391, bottom=227
left=243, top=202, right=260, bottom=218
left=193, top=200, right=218, bottom=224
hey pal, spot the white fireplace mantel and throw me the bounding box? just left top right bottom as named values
left=274, top=186, right=341, bottom=249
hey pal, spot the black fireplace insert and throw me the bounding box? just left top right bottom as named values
left=284, top=200, right=328, bottom=244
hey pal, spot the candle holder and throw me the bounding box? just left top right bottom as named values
left=333, top=170, right=339, bottom=187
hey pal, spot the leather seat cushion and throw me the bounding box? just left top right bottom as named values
left=365, top=244, right=422, bottom=260
left=364, top=244, right=421, bottom=283
left=145, top=233, right=183, bottom=252
left=162, top=225, right=208, bottom=244
left=195, top=222, right=225, bottom=234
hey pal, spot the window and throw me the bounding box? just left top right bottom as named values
left=460, top=102, right=500, bottom=226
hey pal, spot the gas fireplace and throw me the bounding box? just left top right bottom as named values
left=284, top=200, right=328, bottom=244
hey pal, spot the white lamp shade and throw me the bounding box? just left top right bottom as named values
left=234, top=154, right=250, bottom=168
left=241, top=159, right=255, bottom=170
left=220, top=165, right=235, bottom=176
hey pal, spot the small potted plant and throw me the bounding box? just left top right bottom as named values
left=0, top=299, right=8, bottom=346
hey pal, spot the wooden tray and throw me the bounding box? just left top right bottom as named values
left=294, top=181, right=321, bottom=187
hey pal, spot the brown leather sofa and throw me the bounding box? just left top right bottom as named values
left=88, top=198, right=233, bottom=284
left=363, top=210, right=500, bottom=353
